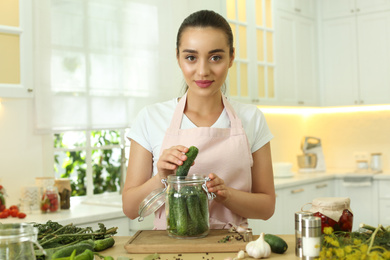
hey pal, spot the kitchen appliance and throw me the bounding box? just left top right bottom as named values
left=297, top=137, right=326, bottom=173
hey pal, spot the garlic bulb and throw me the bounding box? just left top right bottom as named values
left=245, top=232, right=271, bottom=259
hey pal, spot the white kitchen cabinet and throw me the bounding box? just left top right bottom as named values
left=249, top=179, right=333, bottom=235
left=335, top=176, right=378, bottom=231
left=378, top=180, right=390, bottom=226
left=321, top=9, right=390, bottom=106
left=275, top=11, right=318, bottom=106
left=275, top=0, right=316, bottom=19
left=322, top=0, right=390, bottom=20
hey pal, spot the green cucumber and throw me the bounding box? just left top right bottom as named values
left=94, top=237, right=115, bottom=252
left=264, top=234, right=288, bottom=254
left=186, top=194, right=208, bottom=235
left=176, top=146, right=199, bottom=176
left=175, top=196, right=188, bottom=235
left=167, top=191, right=177, bottom=231
left=51, top=240, right=94, bottom=259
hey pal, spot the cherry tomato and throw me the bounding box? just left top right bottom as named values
left=9, top=205, right=19, bottom=211
left=18, top=212, right=27, bottom=219
left=10, top=209, right=19, bottom=217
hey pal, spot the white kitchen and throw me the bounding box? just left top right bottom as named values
left=1, top=0, right=390, bottom=258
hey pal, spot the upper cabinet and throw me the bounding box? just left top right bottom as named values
left=321, top=0, right=390, bottom=106
left=276, top=0, right=316, bottom=19
left=322, top=0, right=390, bottom=20
left=0, top=0, right=33, bottom=98
left=274, top=0, right=318, bottom=106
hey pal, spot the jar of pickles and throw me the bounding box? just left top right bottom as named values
left=138, top=174, right=215, bottom=239
left=308, top=197, right=353, bottom=233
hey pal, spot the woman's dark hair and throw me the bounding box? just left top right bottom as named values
left=176, top=10, right=234, bottom=57
left=177, top=10, right=234, bottom=94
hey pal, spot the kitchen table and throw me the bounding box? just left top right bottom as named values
left=100, top=234, right=298, bottom=259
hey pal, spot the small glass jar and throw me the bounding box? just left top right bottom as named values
left=54, top=178, right=71, bottom=209
left=0, top=183, right=6, bottom=211
left=309, top=197, right=353, bottom=233
left=0, top=223, right=43, bottom=260
left=166, top=175, right=213, bottom=239
left=40, top=186, right=60, bottom=213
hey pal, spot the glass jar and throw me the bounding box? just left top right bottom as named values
left=0, top=184, right=6, bottom=212
left=308, top=197, right=353, bottom=233
left=166, top=175, right=214, bottom=239
left=40, top=186, right=60, bottom=213
left=54, top=178, right=71, bottom=209
left=138, top=174, right=215, bottom=239
left=0, top=223, right=43, bottom=260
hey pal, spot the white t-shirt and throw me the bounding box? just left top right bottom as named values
left=127, top=97, right=273, bottom=175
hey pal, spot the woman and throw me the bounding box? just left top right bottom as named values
left=122, top=10, right=275, bottom=229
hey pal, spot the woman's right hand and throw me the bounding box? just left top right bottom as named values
left=157, top=145, right=189, bottom=179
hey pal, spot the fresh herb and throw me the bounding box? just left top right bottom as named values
left=319, top=224, right=390, bottom=259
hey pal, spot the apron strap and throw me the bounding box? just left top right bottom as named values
left=167, top=91, right=244, bottom=134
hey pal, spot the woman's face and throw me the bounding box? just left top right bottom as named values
left=177, top=27, right=234, bottom=96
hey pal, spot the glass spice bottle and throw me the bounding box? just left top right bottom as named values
left=40, top=186, right=60, bottom=213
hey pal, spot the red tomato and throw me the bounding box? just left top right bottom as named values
left=0, top=212, right=7, bottom=218
left=18, top=212, right=27, bottom=219
left=10, top=209, right=19, bottom=217
left=9, top=205, right=19, bottom=211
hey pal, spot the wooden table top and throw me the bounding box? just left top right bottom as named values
left=100, top=233, right=299, bottom=259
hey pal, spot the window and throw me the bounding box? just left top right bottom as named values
left=54, top=129, right=129, bottom=196
left=33, top=0, right=177, bottom=197
left=225, top=0, right=275, bottom=103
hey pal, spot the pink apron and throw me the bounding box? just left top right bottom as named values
left=154, top=92, right=253, bottom=229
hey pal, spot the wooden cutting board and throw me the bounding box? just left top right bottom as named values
left=124, top=229, right=252, bottom=253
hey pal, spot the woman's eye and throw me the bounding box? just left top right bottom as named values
left=211, top=55, right=222, bottom=62
left=185, top=55, right=196, bottom=61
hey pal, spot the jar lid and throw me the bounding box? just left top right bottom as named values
left=312, top=197, right=350, bottom=209
left=302, top=216, right=321, bottom=228
left=138, top=187, right=166, bottom=222
left=295, top=211, right=313, bottom=222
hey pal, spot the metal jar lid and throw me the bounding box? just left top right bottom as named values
left=302, top=216, right=321, bottom=228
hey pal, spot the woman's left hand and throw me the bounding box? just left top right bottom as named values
left=206, top=173, right=231, bottom=203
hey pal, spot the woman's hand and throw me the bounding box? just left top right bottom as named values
left=206, top=173, right=231, bottom=203
left=157, top=145, right=189, bottom=179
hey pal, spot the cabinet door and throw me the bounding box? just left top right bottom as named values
left=356, top=0, right=390, bottom=14
left=276, top=0, right=316, bottom=18
left=357, top=12, right=390, bottom=105
left=275, top=12, right=297, bottom=105
left=275, top=12, right=318, bottom=106
left=322, top=0, right=356, bottom=20
left=295, top=17, right=318, bottom=105
left=322, top=18, right=359, bottom=106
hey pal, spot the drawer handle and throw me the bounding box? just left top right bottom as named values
left=291, top=188, right=304, bottom=194
left=316, top=184, right=328, bottom=189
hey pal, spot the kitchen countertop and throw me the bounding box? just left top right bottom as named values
left=1, top=171, right=388, bottom=228
left=0, top=195, right=125, bottom=225
left=100, top=234, right=298, bottom=259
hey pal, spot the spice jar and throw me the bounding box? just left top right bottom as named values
left=301, top=216, right=322, bottom=259
left=308, top=197, right=353, bottom=233
left=295, top=211, right=314, bottom=257
left=138, top=174, right=215, bottom=239
left=0, top=223, right=44, bottom=260
left=40, top=186, right=60, bottom=213
left=55, top=178, right=71, bottom=209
